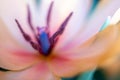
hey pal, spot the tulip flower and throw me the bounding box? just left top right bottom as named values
left=0, top=0, right=120, bottom=80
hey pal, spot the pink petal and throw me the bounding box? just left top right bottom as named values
left=0, top=61, right=60, bottom=80
left=0, top=46, right=41, bottom=71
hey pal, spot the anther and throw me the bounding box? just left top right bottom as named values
left=51, top=12, right=73, bottom=43
left=46, top=1, right=54, bottom=28
left=27, top=5, right=35, bottom=32
left=27, top=5, right=40, bottom=44
left=15, top=19, right=42, bottom=53
left=30, top=41, right=39, bottom=50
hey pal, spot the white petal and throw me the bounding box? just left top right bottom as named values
left=52, top=0, right=92, bottom=50
left=26, top=0, right=51, bottom=27
left=0, top=0, right=36, bottom=52
left=55, top=0, right=120, bottom=51
left=78, top=0, right=120, bottom=45
left=0, top=19, right=40, bottom=70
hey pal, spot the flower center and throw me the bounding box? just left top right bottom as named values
left=15, top=2, right=73, bottom=56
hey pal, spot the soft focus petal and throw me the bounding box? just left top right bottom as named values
left=53, top=23, right=118, bottom=57
left=0, top=0, right=36, bottom=51
left=0, top=18, right=40, bottom=70
left=49, top=0, right=92, bottom=50
left=102, top=56, right=120, bottom=80
left=26, top=0, right=51, bottom=26
left=50, top=24, right=120, bottom=77
left=0, top=62, right=60, bottom=80
left=99, top=23, right=120, bottom=66
left=63, top=24, right=119, bottom=58
left=55, top=0, right=120, bottom=52
left=75, top=0, right=120, bottom=45
left=0, top=47, right=40, bottom=71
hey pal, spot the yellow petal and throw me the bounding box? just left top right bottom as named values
left=101, top=55, right=120, bottom=79
left=99, top=23, right=120, bottom=66
left=48, top=55, right=98, bottom=77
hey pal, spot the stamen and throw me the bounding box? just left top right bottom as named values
left=30, top=41, right=40, bottom=50
left=51, top=12, right=73, bottom=41
left=15, top=19, right=31, bottom=41
left=46, top=1, right=54, bottom=28
left=27, top=5, right=35, bottom=32
left=15, top=19, right=42, bottom=53
left=27, top=5, right=40, bottom=43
